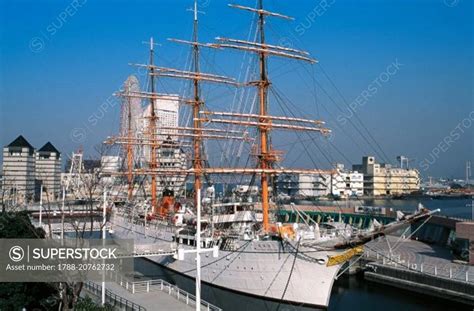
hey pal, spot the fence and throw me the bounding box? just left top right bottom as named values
left=110, top=272, right=222, bottom=311
left=364, top=249, right=474, bottom=284
left=84, top=281, right=146, bottom=311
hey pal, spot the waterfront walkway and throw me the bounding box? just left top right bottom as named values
left=101, top=281, right=193, bottom=311
left=108, top=272, right=222, bottom=311
left=85, top=274, right=222, bottom=311
left=362, top=235, right=474, bottom=305
left=365, top=235, right=473, bottom=282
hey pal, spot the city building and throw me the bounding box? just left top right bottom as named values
left=330, top=164, right=364, bottom=197
left=36, top=142, right=62, bottom=199
left=2, top=135, right=36, bottom=203
left=353, top=156, right=420, bottom=196
left=141, top=94, right=180, bottom=164
left=120, top=75, right=143, bottom=138
left=120, top=75, right=144, bottom=163
left=296, top=173, right=331, bottom=198
left=101, top=156, right=122, bottom=174
left=100, top=155, right=122, bottom=186
left=276, top=164, right=364, bottom=199
left=275, top=174, right=299, bottom=197
left=156, top=136, right=187, bottom=197
left=142, top=94, right=179, bottom=141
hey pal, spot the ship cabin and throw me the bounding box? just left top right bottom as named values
left=172, top=228, right=220, bottom=249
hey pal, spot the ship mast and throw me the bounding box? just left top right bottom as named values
left=148, top=37, right=158, bottom=210
left=212, top=1, right=323, bottom=232
left=126, top=92, right=133, bottom=200
left=256, top=0, right=271, bottom=231
left=104, top=2, right=332, bottom=235
left=191, top=0, right=202, bottom=208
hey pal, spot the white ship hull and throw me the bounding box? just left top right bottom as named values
left=111, top=216, right=342, bottom=308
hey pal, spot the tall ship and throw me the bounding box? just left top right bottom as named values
left=106, top=1, right=437, bottom=308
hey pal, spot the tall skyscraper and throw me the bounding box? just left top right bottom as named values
left=142, top=94, right=180, bottom=163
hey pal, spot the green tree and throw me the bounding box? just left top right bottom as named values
left=75, top=296, right=114, bottom=311
left=0, top=211, right=58, bottom=310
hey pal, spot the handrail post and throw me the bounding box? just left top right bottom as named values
left=147, top=281, right=150, bottom=292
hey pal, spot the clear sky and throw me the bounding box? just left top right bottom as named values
left=0, top=0, right=472, bottom=179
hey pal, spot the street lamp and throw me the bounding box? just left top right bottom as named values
left=176, top=189, right=218, bottom=310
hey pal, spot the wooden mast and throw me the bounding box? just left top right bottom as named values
left=105, top=2, right=330, bottom=235
left=192, top=0, right=202, bottom=208
left=126, top=89, right=133, bottom=200
left=213, top=1, right=319, bottom=232
left=148, top=37, right=158, bottom=211
left=257, top=0, right=271, bottom=232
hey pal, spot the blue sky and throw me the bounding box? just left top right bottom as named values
left=0, top=0, right=472, bottom=179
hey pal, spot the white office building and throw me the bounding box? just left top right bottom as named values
left=142, top=94, right=179, bottom=141
left=296, top=174, right=331, bottom=198
left=330, top=164, right=364, bottom=197
left=277, top=164, right=364, bottom=199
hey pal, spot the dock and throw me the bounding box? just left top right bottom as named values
left=361, top=236, right=474, bottom=306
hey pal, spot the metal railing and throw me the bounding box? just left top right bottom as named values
left=110, top=272, right=222, bottom=311
left=364, top=249, right=474, bottom=284
left=84, top=281, right=146, bottom=311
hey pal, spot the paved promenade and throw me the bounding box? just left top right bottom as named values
left=365, top=235, right=473, bottom=282
left=102, top=281, right=193, bottom=311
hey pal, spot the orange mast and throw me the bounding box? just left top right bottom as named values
left=256, top=0, right=271, bottom=231
left=213, top=1, right=319, bottom=232
left=106, top=2, right=329, bottom=234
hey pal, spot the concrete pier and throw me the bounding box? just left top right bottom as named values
left=365, top=263, right=474, bottom=306
left=361, top=236, right=474, bottom=306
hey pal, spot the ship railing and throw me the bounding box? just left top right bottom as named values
left=319, top=228, right=354, bottom=237
left=84, top=281, right=146, bottom=311
left=112, top=214, right=176, bottom=233
left=364, top=249, right=474, bottom=284
left=111, top=272, right=222, bottom=311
